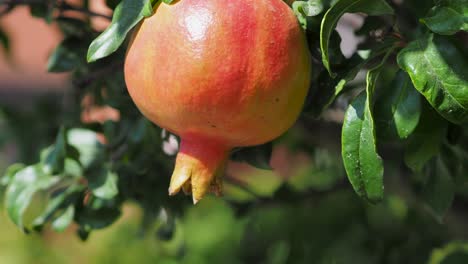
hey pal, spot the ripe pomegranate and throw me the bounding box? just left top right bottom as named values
left=124, top=0, right=311, bottom=203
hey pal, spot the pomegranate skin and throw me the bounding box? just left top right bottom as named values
left=124, top=0, right=311, bottom=203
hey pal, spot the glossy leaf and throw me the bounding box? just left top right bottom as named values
left=87, top=0, right=153, bottom=62
left=5, top=165, right=60, bottom=231
left=342, top=92, right=384, bottom=203
left=397, top=34, right=468, bottom=124
left=320, top=0, right=394, bottom=76
left=421, top=0, right=468, bottom=35
left=422, top=157, right=454, bottom=222
left=375, top=70, right=421, bottom=139
left=341, top=46, right=395, bottom=203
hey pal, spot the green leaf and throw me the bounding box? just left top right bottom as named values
left=5, top=165, right=60, bottom=231
left=320, top=0, right=394, bottom=76
left=301, top=0, right=326, bottom=16
left=47, top=37, right=86, bottom=72
left=404, top=103, right=448, bottom=172
left=87, top=0, right=153, bottom=62
left=64, top=158, right=83, bottom=178
left=422, top=157, right=454, bottom=222
left=341, top=47, right=394, bottom=203
left=292, top=2, right=308, bottom=29
left=375, top=70, right=421, bottom=139
left=42, top=127, right=67, bottom=174
left=421, top=0, right=468, bottom=35
left=397, top=34, right=468, bottom=124
left=67, top=129, right=104, bottom=170
left=52, top=206, right=75, bottom=232
left=32, top=184, right=84, bottom=231
left=342, top=94, right=383, bottom=203
left=88, top=167, right=119, bottom=200
left=231, top=142, right=273, bottom=170
left=293, top=0, right=326, bottom=28
left=1, top=163, right=25, bottom=186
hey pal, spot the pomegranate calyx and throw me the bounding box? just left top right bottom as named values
left=168, top=138, right=229, bottom=204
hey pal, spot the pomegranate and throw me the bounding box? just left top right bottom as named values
left=124, top=0, right=311, bottom=203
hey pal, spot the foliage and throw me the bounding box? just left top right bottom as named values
left=0, top=0, right=467, bottom=262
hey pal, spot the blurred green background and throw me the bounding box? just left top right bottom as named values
left=0, top=112, right=467, bottom=264
left=0, top=183, right=465, bottom=264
